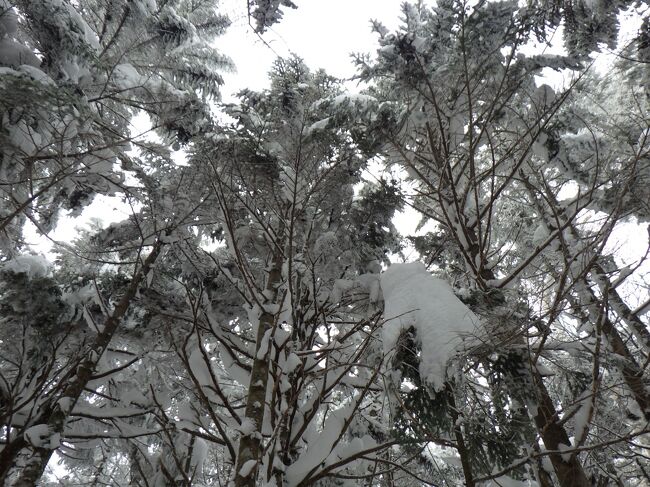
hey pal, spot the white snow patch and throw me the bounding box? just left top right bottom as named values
left=191, top=437, right=207, bottom=469
left=305, top=117, right=330, bottom=134
left=2, top=254, right=50, bottom=278
left=531, top=223, right=549, bottom=246
left=188, top=347, right=212, bottom=386
left=485, top=476, right=534, bottom=487
left=331, top=278, right=354, bottom=303
left=412, top=36, right=428, bottom=52
left=57, top=397, right=73, bottom=414
left=331, top=93, right=376, bottom=107
left=0, top=38, right=41, bottom=67
left=18, top=65, right=54, bottom=85
left=239, top=459, right=257, bottom=478
left=71, top=405, right=145, bottom=418
left=558, top=442, right=573, bottom=462
left=238, top=417, right=256, bottom=436
left=284, top=352, right=302, bottom=374
left=24, top=424, right=59, bottom=449
left=113, top=63, right=146, bottom=89
left=219, top=344, right=250, bottom=386
left=380, top=262, right=478, bottom=391
left=532, top=131, right=549, bottom=161
left=572, top=388, right=593, bottom=445
left=285, top=403, right=354, bottom=486
left=122, top=388, right=149, bottom=407
left=0, top=1, right=18, bottom=37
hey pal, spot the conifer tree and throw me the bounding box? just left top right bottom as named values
left=0, top=0, right=231, bottom=255
left=173, top=57, right=403, bottom=486
left=356, top=1, right=649, bottom=485
left=0, top=0, right=230, bottom=484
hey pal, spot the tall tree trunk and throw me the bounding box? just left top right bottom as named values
left=390, top=88, right=592, bottom=485
left=531, top=372, right=591, bottom=487
left=446, top=383, right=476, bottom=487
left=0, top=238, right=164, bottom=486
left=442, top=199, right=591, bottom=487
left=571, top=284, right=650, bottom=421
left=234, top=248, right=284, bottom=487
left=590, top=262, right=650, bottom=352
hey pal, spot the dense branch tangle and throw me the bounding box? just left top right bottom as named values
left=360, top=1, right=649, bottom=485
left=144, top=58, right=414, bottom=486
left=2, top=0, right=648, bottom=485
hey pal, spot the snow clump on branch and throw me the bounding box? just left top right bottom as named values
left=380, top=262, right=478, bottom=391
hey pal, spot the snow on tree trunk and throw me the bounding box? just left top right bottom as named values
left=233, top=248, right=284, bottom=487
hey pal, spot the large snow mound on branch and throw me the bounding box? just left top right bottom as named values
left=2, top=254, right=50, bottom=278
left=381, top=262, right=478, bottom=391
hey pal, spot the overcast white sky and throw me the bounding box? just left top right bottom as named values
left=215, top=0, right=404, bottom=97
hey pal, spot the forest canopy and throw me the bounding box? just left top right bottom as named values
left=0, top=0, right=649, bottom=486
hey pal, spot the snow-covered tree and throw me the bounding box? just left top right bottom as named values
left=0, top=0, right=230, bottom=483
left=1, top=52, right=404, bottom=485
left=159, top=57, right=405, bottom=487
left=0, top=0, right=231, bottom=255
left=355, top=1, right=650, bottom=486
left=1, top=0, right=649, bottom=485
left=247, top=0, right=297, bottom=33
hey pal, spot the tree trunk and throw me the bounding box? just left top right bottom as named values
left=442, top=200, right=591, bottom=487
left=446, top=383, right=476, bottom=487
left=571, top=284, right=650, bottom=421
left=591, top=262, right=650, bottom=352
left=522, top=175, right=650, bottom=421
left=234, top=248, right=284, bottom=487
left=531, top=372, right=591, bottom=487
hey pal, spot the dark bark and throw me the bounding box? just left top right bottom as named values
left=444, top=199, right=591, bottom=487
left=571, top=287, right=650, bottom=421
left=524, top=174, right=650, bottom=421
left=531, top=372, right=591, bottom=487
left=592, top=262, right=650, bottom=352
